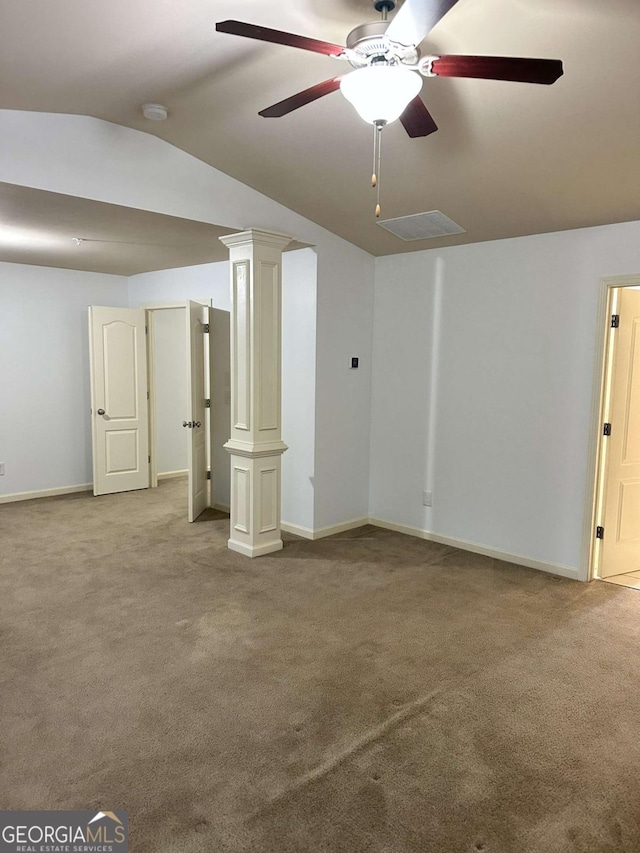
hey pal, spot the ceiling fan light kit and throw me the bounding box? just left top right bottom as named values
left=216, top=0, right=563, bottom=220
left=340, top=65, right=422, bottom=125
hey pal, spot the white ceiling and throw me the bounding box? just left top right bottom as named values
left=0, top=183, right=238, bottom=275
left=0, top=0, right=639, bottom=258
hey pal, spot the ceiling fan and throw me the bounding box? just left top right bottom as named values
left=216, top=0, right=563, bottom=137
left=216, top=0, right=563, bottom=216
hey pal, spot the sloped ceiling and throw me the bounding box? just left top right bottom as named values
left=0, top=0, right=639, bottom=257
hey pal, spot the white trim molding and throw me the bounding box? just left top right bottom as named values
left=224, top=439, right=288, bottom=459
left=0, top=470, right=187, bottom=504
left=369, top=517, right=581, bottom=581
left=141, top=300, right=212, bottom=311
left=0, top=483, right=92, bottom=504
left=281, top=517, right=369, bottom=541
left=283, top=514, right=579, bottom=579
left=583, top=273, right=640, bottom=581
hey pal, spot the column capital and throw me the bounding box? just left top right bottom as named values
left=219, top=229, right=293, bottom=252
left=224, top=439, right=288, bottom=458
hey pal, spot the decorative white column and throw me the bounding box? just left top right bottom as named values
left=219, top=228, right=293, bottom=557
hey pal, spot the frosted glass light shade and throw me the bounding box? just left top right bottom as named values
left=340, top=65, right=422, bottom=125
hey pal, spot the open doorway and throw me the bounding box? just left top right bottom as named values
left=588, top=275, right=640, bottom=585
left=147, top=301, right=231, bottom=517
left=89, top=300, right=230, bottom=522
left=148, top=306, right=189, bottom=484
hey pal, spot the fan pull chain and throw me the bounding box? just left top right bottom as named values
left=371, top=122, right=378, bottom=189
left=375, top=122, right=383, bottom=218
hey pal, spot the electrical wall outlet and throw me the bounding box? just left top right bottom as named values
left=0, top=463, right=5, bottom=476
left=422, top=490, right=432, bottom=507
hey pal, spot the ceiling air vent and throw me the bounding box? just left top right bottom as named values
left=377, top=210, right=466, bottom=241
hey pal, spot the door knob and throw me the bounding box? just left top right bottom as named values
left=193, top=421, right=201, bottom=428
left=183, top=421, right=193, bottom=428
left=97, top=408, right=106, bottom=415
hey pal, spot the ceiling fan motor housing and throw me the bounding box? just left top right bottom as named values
left=346, top=21, right=420, bottom=68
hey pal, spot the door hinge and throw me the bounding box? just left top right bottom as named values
left=203, top=323, right=210, bottom=333
left=596, top=526, right=604, bottom=540
left=147, top=390, right=150, bottom=400
left=611, top=314, right=620, bottom=328
left=206, top=471, right=211, bottom=480
left=603, top=423, right=611, bottom=436
left=205, top=398, right=211, bottom=408
left=148, top=455, right=151, bottom=464
left=145, top=325, right=149, bottom=334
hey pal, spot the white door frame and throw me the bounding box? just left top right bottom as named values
left=143, top=301, right=211, bottom=490
left=185, top=300, right=210, bottom=522
left=583, top=274, right=640, bottom=581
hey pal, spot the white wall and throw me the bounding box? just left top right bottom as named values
left=314, top=249, right=375, bottom=529
left=0, top=262, right=128, bottom=496
left=370, top=220, right=640, bottom=575
left=152, top=308, right=188, bottom=475
left=281, top=249, right=317, bottom=530
left=128, top=263, right=230, bottom=311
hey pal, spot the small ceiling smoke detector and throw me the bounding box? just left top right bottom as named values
left=142, top=103, right=168, bottom=121
left=377, top=210, right=466, bottom=241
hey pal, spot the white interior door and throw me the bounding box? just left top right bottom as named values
left=601, top=288, right=640, bottom=577
left=186, top=301, right=209, bottom=521
left=89, top=306, right=149, bottom=496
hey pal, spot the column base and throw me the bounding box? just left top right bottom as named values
left=228, top=538, right=284, bottom=558
left=226, top=450, right=285, bottom=559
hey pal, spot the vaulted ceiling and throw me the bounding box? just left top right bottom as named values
left=1, top=0, right=639, bottom=258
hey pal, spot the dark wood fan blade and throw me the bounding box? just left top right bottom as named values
left=432, top=55, right=564, bottom=85
left=216, top=20, right=345, bottom=57
left=400, top=96, right=438, bottom=138
left=259, top=77, right=344, bottom=118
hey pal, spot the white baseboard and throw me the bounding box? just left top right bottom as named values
left=158, top=470, right=188, bottom=481
left=0, top=483, right=92, bottom=504
left=368, top=517, right=581, bottom=581
left=211, top=514, right=369, bottom=541
left=212, top=513, right=368, bottom=541
left=281, top=517, right=369, bottom=540
left=280, top=521, right=314, bottom=539
left=1, top=472, right=188, bottom=504
left=228, top=538, right=284, bottom=558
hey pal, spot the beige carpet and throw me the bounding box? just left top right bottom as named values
left=2, top=479, right=640, bottom=852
